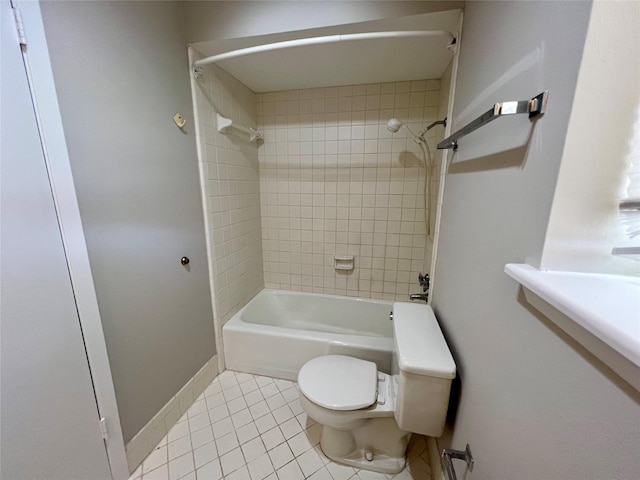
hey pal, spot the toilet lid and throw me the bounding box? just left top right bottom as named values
left=298, top=355, right=377, bottom=411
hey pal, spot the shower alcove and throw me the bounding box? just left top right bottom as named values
left=187, top=10, right=462, bottom=369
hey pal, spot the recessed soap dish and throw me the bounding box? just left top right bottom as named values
left=334, top=256, right=354, bottom=271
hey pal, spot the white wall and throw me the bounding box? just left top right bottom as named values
left=541, top=0, right=640, bottom=275
left=432, top=1, right=640, bottom=479
left=182, top=1, right=463, bottom=44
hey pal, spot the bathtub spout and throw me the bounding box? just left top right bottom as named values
left=409, top=293, right=428, bottom=302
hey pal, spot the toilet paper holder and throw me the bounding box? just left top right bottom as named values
left=442, top=444, right=474, bottom=480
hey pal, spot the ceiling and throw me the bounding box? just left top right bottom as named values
left=191, top=10, right=461, bottom=93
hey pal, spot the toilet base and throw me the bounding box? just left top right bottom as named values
left=319, top=418, right=411, bottom=474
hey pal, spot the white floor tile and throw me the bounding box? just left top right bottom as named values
left=168, top=436, right=192, bottom=461
left=307, top=466, right=333, bottom=480
left=209, top=404, right=230, bottom=423
left=215, top=431, right=239, bottom=456
left=223, top=385, right=243, bottom=401
left=212, top=417, right=234, bottom=439
left=287, top=430, right=314, bottom=458
left=247, top=452, right=276, bottom=480
left=276, top=459, right=304, bottom=480
left=272, top=404, right=294, bottom=424
left=250, top=400, right=271, bottom=420
left=206, top=392, right=226, bottom=409
left=187, top=399, right=207, bottom=417
left=279, top=416, right=303, bottom=440
left=255, top=376, right=274, bottom=388
left=167, top=422, right=190, bottom=443
left=190, top=425, right=214, bottom=450
left=220, top=447, right=246, bottom=476
left=296, top=448, right=325, bottom=477
left=235, top=372, right=255, bottom=384
left=325, top=462, right=356, bottom=480
left=268, top=442, right=295, bottom=471
left=204, top=381, right=222, bottom=398
left=194, top=441, right=218, bottom=469
left=231, top=408, right=254, bottom=429
left=241, top=436, right=267, bottom=463
left=142, top=464, right=168, bottom=480
left=143, top=445, right=167, bottom=473
left=245, top=389, right=264, bottom=406
left=255, top=413, right=278, bottom=434
left=261, top=425, right=286, bottom=450
left=227, top=396, right=248, bottom=414
left=168, top=452, right=194, bottom=480
left=240, top=378, right=260, bottom=395
left=260, top=383, right=279, bottom=399
left=266, top=393, right=287, bottom=411
left=236, top=421, right=260, bottom=444
left=133, top=371, right=427, bottom=480
left=281, top=386, right=299, bottom=403
left=356, top=470, right=390, bottom=480
left=188, top=411, right=211, bottom=432
left=226, top=465, right=251, bottom=480
left=196, top=458, right=223, bottom=480
left=274, top=379, right=294, bottom=392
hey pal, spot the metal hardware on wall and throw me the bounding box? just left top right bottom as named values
left=418, top=273, right=430, bottom=292
left=442, top=444, right=474, bottom=480
left=437, top=91, right=549, bottom=150
left=181, top=256, right=190, bottom=266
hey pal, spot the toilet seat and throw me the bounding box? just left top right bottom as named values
left=298, top=355, right=377, bottom=411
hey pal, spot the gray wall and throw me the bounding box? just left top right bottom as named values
left=41, top=1, right=215, bottom=443
left=432, top=1, right=640, bottom=479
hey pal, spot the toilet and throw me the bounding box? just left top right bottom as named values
left=297, top=302, right=456, bottom=474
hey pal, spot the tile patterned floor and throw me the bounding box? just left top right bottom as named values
left=129, top=371, right=432, bottom=480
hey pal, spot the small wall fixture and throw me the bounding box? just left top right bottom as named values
left=442, top=444, right=474, bottom=480
left=334, top=256, right=354, bottom=272
left=217, top=113, right=262, bottom=142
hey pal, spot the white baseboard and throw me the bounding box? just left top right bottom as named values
left=428, top=436, right=445, bottom=480
left=125, top=355, right=218, bottom=473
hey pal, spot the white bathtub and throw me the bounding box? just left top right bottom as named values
left=222, top=289, right=394, bottom=381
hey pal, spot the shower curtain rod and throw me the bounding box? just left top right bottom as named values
left=193, top=30, right=454, bottom=67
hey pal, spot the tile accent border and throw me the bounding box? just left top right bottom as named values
left=125, top=355, right=219, bottom=473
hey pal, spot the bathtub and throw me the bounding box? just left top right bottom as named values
left=222, top=289, right=394, bottom=381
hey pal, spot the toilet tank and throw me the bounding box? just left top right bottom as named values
left=392, top=302, right=456, bottom=437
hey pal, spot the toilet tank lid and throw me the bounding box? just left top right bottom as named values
left=393, top=303, right=456, bottom=379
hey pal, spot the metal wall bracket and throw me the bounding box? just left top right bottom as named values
left=438, top=91, right=548, bottom=150
left=442, top=444, right=474, bottom=480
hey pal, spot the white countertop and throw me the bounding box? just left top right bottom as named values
left=505, top=264, right=640, bottom=385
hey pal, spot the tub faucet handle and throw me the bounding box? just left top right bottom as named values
left=418, top=273, right=430, bottom=292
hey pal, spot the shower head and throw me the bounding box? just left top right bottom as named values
left=386, top=118, right=404, bottom=133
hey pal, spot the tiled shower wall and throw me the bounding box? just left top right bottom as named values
left=191, top=54, right=264, bottom=327
left=257, top=80, right=445, bottom=300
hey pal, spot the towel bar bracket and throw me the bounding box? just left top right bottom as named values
left=438, top=91, right=548, bottom=150
left=442, top=444, right=474, bottom=480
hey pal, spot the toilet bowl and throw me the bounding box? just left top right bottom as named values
left=297, top=302, right=456, bottom=474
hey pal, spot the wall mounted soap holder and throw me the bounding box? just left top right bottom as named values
left=334, top=256, right=354, bottom=271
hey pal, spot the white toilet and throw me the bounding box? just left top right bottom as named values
left=297, top=302, right=456, bottom=474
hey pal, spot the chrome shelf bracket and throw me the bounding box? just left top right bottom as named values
left=442, top=444, right=474, bottom=480
left=438, top=91, right=549, bottom=150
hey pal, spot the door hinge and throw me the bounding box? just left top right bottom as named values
left=99, top=417, right=109, bottom=441
left=11, top=2, right=27, bottom=46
